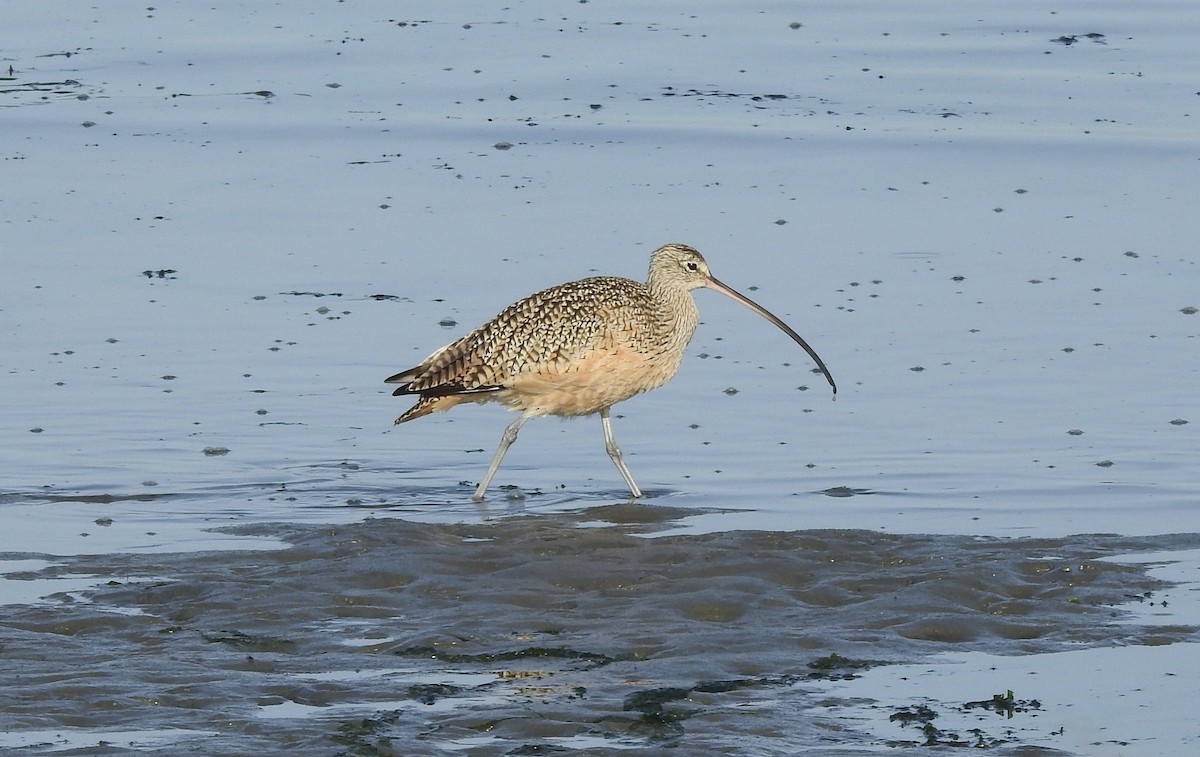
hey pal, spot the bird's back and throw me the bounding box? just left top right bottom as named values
left=389, top=275, right=694, bottom=421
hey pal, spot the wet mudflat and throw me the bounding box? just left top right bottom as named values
left=4, top=509, right=1197, bottom=755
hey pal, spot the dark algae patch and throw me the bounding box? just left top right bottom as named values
left=621, top=686, right=695, bottom=740
left=394, top=644, right=616, bottom=670
left=887, top=690, right=1045, bottom=748
left=202, top=629, right=298, bottom=652
left=963, top=689, right=1043, bottom=718
left=332, top=713, right=404, bottom=756
left=807, top=651, right=887, bottom=679
left=0, top=513, right=1195, bottom=754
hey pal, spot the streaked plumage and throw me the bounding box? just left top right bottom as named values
left=386, top=243, right=835, bottom=501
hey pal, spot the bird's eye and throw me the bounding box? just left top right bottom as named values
left=686, top=261, right=699, bottom=271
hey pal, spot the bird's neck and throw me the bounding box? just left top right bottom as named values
left=648, top=280, right=701, bottom=349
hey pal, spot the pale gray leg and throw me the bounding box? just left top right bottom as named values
left=474, top=410, right=534, bottom=502
left=601, top=407, right=643, bottom=499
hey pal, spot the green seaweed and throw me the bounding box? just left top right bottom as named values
left=963, top=689, right=1043, bottom=718
left=331, top=714, right=400, bottom=757
left=201, top=629, right=296, bottom=652
left=886, top=691, right=1044, bottom=748
left=622, top=686, right=692, bottom=714
left=807, top=652, right=887, bottom=680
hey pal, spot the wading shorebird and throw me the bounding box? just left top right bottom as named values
left=386, top=243, right=836, bottom=501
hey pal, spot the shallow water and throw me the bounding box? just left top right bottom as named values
left=3, top=0, right=1199, bottom=754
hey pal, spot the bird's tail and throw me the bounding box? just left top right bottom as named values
left=394, top=394, right=479, bottom=424
left=394, top=396, right=438, bottom=424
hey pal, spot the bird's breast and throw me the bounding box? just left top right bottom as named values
left=499, top=329, right=688, bottom=417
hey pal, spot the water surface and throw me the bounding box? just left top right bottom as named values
left=2, top=1, right=1198, bottom=754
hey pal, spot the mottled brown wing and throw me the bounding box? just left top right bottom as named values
left=388, top=276, right=655, bottom=397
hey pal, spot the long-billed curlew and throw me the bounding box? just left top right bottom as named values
left=386, top=243, right=836, bottom=501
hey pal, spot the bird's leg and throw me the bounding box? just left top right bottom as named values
left=473, top=410, right=534, bottom=502
left=601, top=407, right=643, bottom=499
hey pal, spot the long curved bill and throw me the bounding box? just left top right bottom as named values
left=705, top=275, right=837, bottom=397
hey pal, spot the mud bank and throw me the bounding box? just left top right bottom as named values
left=3, top=508, right=1196, bottom=755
